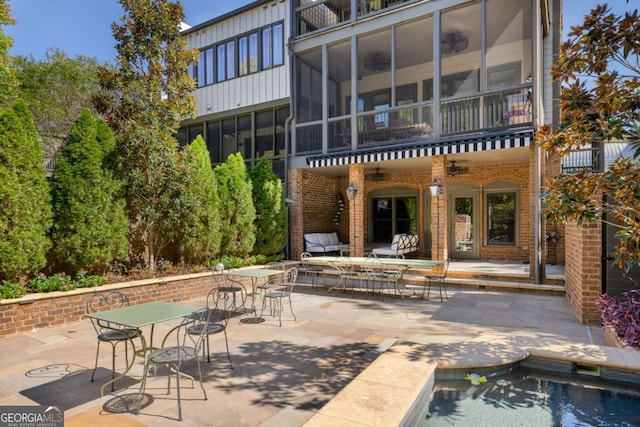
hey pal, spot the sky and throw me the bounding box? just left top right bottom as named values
left=2, top=0, right=637, bottom=63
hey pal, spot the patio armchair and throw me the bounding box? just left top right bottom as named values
left=213, top=263, right=246, bottom=314
left=260, top=267, right=298, bottom=326
left=86, top=291, right=142, bottom=392
left=138, top=308, right=209, bottom=421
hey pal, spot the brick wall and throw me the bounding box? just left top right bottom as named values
left=0, top=272, right=265, bottom=337
left=290, top=158, right=534, bottom=263
left=564, top=220, right=602, bottom=325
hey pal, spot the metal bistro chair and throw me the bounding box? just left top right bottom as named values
left=87, top=291, right=142, bottom=391
left=260, top=267, right=298, bottom=326
left=186, top=287, right=233, bottom=369
left=424, top=259, right=450, bottom=302
left=138, top=308, right=208, bottom=421
left=212, top=263, right=246, bottom=314
left=298, top=251, right=325, bottom=290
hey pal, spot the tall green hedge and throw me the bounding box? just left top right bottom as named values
left=0, top=102, right=52, bottom=281
left=179, top=135, right=222, bottom=263
left=50, top=109, right=129, bottom=274
left=215, top=153, right=256, bottom=257
left=249, top=157, right=287, bottom=256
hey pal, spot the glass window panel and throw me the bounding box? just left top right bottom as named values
left=206, top=121, right=221, bottom=165
left=275, top=107, right=289, bottom=155
left=239, top=36, right=248, bottom=76
left=237, top=114, right=252, bottom=160
left=249, top=33, right=258, bottom=73
left=205, top=48, right=214, bottom=85
left=273, top=23, right=284, bottom=65
left=295, top=49, right=322, bottom=123
left=217, top=44, right=226, bottom=81
left=255, top=110, right=274, bottom=158
left=487, top=192, right=517, bottom=245
left=197, top=50, right=206, bottom=87
left=372, top=198, right=392, bottom=242
left=222, top=118, right=236, bottom=161
left=188, top=124, right=203, bottom=144
left=226, top=41, right=235, bottom=79
left=262, top=27, right=272, bottom=68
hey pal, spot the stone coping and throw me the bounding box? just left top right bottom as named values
left=304, top=337, right=640, bottom=427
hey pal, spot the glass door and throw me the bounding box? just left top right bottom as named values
left=450, top=192, right=479, bottom=259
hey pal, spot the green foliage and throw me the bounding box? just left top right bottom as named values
left=215, top=153, right=256, bottom=257
left=50, top=109, right=129, bottom=274
left=0, top=280, right=25, bottom=299
left=179, top=136, right=222, bottom=263
left=249, top=157, right=287, bottom=256
left=205, top=254, right=269, bottom=270
left=538, top=4, right=640, bottom=270
left=28, top=271, right=105, bottom=293
left=0, top=1, right=18, bottom=107
left=93, top=0, right=198, bottom=272
left=0, top=102, right=52, bottom=281
left=13, top=49, right=103, bottom=161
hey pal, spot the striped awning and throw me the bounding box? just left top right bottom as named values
left=307, top=129, right=534, bottom=168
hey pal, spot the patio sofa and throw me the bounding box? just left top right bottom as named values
left=304, top=232, right=350, bottom=254
left=372, top=234, right=419, bottom=257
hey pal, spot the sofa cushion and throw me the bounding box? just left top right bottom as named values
left=304, top=232, right=349, bottom=253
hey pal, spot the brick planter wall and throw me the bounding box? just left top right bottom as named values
left=0, top=271, right=261, bottom=337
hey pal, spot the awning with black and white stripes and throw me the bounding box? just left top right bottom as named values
left=306, top=129, right=534, bottom=168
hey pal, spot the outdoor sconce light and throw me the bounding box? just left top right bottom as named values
left=429, top=179, right=442, bottom=197
left=346, top=184, right=357, bottom=201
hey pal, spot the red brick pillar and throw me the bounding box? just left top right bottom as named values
left=431, top=156, right=447, bottom=261
left=288, top=168, right=304, bottom=261
left=564, top=220, right=602, bottom=325
left=348, top=164, right=365, bottom=256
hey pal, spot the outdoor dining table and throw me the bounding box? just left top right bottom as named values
left=85, top=300, right=201, bottom=396
left=224, top=268, right=285, bottom=323
left=305, top=256, right=443, bottom=296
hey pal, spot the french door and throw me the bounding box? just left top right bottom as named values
left=449, top=191, right=479, bottom=259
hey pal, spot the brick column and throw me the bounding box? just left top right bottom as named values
left=348, top=164, right=365, bottom=256
left=431, top=156, right=447, bottom=260
left=288, top=168, right=304, bottom=261
left=564, top=220, right=602, bottom=325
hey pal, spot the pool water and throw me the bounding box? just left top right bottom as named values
left=424, top=367, right=640, bottom=426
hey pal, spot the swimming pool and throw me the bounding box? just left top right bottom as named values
left=423, top=361, right=640, bottom=426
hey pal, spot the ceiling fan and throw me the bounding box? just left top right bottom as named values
left=365, top=167, right=391, bottom=182
left=447, top=160, right=469, bottom=176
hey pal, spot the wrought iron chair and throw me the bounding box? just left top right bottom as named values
left=260, top=267, right=298, bottom=326
left=138, top=308, right=208, bottom=421
left=424, top=259, right=450, bottom=302
left=298, top=251, right=324, bottom=289
left=212, top=263, right=246, bottom=314
left=86, top=291, right=142, bottom=391
left=187, top=287, right=233, bottom=368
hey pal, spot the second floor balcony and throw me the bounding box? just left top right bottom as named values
left=295, top=86, right=532, bottom=155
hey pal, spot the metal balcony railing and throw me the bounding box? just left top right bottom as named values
left=562, top=147, right=602, bottom=174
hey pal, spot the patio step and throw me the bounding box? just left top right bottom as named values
left=401, top=273, right=565, bottom=295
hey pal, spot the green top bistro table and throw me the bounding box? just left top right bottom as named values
left=86, top=301, right=201, bottom=395
left=225, top=268, right=285, bottom=323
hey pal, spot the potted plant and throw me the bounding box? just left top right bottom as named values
left=595, top=289, right=640, bottom=349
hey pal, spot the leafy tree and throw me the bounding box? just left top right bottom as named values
left=0, top=0, right=17, bottom=107
left=215, top=153, right=256, bottom=257
left=50, top=109, right=129, bottom=274
left=179, top=135, right=222, bottom=263
left=536, top=4, right=640, bottom=270
left=0, top=102, right=52, bottom=281
left=249, top=157, right=287, bottom=256
left=13, top=49, right=103, bottom=163
left=94, top=0, right=197, bottom=272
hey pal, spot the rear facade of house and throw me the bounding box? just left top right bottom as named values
left=180, top=1, right=628, bottom=324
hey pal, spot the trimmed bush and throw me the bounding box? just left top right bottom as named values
left=250, top=157, right=287, bottom=256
